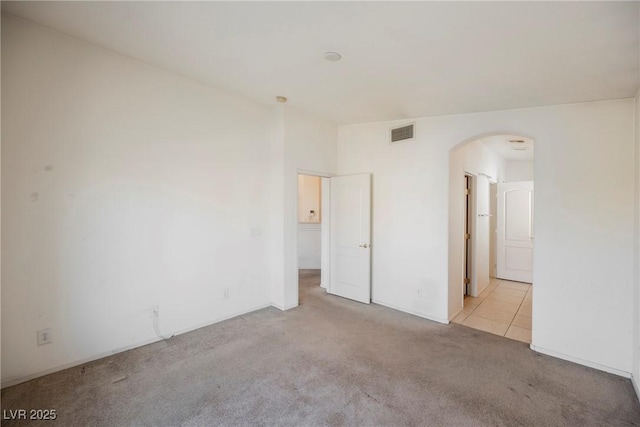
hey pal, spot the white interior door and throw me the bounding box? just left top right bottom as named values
left=497, top=181, right=534, bottom=283
left=329, top=174, right=371, bottom=304
left=472, top=174, right=491, bottom=296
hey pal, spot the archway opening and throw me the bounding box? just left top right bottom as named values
left=448, top=133, right=535, bottom=343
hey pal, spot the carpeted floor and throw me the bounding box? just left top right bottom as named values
left=2, top=269, right=640, bottom=426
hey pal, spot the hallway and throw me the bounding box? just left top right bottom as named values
left=452, top=279, right=532, bottom=343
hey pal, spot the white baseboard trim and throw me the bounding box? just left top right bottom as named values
left=530, top=344, right=631, bottom=379
left=372, top=299, right=450, bottom=325
left=631, top=373, right=640, bottom=402
left=1, top=302, right=272, bottom=389
left=271, top=302, right=298, bottom=311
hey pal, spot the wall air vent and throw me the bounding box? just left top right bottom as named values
left=390, top=123, right=415, bottom=143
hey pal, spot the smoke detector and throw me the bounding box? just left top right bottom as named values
left=323, top=51, right=342, bottom=62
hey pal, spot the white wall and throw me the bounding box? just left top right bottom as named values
left=505, top=160, right=534, bottom=182
left=489, top=183, right=498, bottom=278
left=633, top=89, right=640, bottom=394
left=1, top=15, right=275, bottom=386
left=270, top=107, right=337, bottom=310
left=449, top=139, right=506, bottom=308
left=297, top=224, right=321, bottom=269
left=632, top=6, right=640, bottom=397
left=321, top=177, right=331, bottom=288
left=338, top=99, right=635, bottom=375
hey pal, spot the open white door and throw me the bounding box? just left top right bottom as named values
left=472, top=174, right=491, bottom=296
left=329, top=174, right=371, bottom=304
left=497, top=181, right=534, bottom=283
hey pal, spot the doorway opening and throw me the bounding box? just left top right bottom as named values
left=448, top=134, right=534, bottom=344
left=464, top=174, right=473, bottom=297
left=294, top=172, right=372, bottom=307
left=297, top=174, right=325, bottom=304
left=462, top=174, right=473, bottom=298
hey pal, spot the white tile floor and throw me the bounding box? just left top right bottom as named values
left=452, top=278, right=532, bottom=343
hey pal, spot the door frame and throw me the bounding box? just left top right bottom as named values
left=463, top=173, right=475, bottom=298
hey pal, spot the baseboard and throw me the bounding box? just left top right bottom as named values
left=530, top=344, right=631, bottom=379
left=372, top=299, right=450, bottom=325
left=1, top=302, right=272, bottom=389
left=631, top=373, right=640, bottom=402
left=270, top=302, right=298, bottom=311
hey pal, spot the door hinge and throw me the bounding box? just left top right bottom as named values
left=465, top=188, right=470, bottom=195
left=464, top=233, right=471, bottom=240
left=464, top=278, right=470, bottom=284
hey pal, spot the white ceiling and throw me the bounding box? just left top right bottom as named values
left=4, top=1, right=639, bottom=125
left=481, top=135, right=534, bottom=161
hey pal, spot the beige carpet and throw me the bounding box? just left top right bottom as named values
left=2, top=269, right=639, bottom=426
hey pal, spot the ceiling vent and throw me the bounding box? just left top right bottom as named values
left=390, top=123, right=415, bottom=143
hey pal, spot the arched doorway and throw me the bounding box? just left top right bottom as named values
left=448, top=133, right=535, bottom=343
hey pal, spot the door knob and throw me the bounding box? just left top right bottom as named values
left=359, top=243, right=370, bottom=248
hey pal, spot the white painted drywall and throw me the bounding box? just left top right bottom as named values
left=633, top=88, right=640, bottom=393
left=505, top=160, right=534, bottom=182
left=632, top=5, right=640, bottom=399
left=268, top=106, right=287, bottom=311
left=270, top=107, right=337, bottom=310
left=338, top=99, right=635, bottom=374
left=490, top=183, right=498, bottom=278
left=472, top=174, right=490, bottom=296
left=449, top=139, right=506, bottom=306
left=298, top=224, right=321, bottom=269
left=1, top=16, right=274, bottom=385
left=321, top=177, right=331, bottom=289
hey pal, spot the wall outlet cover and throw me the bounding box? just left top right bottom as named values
left=37, top=328, right=52, bottom=346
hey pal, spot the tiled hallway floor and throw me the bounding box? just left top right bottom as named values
left=452, top=278, right=532, bottom=343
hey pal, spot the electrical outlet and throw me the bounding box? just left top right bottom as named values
left=37, top=328, right=52, bottom=346
left=223, top=288, right=230, bottom=300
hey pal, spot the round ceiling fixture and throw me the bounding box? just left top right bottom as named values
left=323, top=51, right=342, bottom=62
left=276, top=96, right=288, bottom=103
